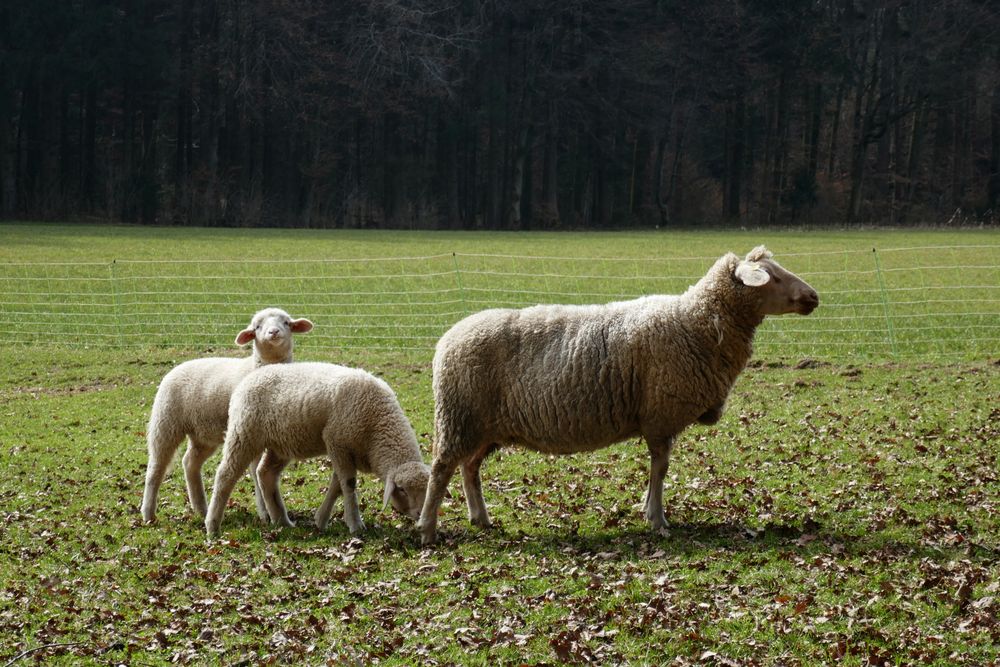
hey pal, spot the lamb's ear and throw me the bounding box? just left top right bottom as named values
left=382, top=477, right=397, bottom=510
left=734, top=260, right=771, bottom=287
left=291, top=318, right=313, bottom=334
left=235, top=328, right=256, bottom=345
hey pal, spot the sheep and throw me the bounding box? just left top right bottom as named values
left=417, top=245, right=819, bottom=545
left=204, top=362, right=430, bottom=537
left=140, top=308, right=313, bottom=522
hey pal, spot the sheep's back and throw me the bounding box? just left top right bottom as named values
left=227, top=363, right=395, bottom=464
left=433, top=302, right=654, bottom=453
left=153, top=356, right=251, bottom=443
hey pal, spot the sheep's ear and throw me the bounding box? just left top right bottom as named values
left=745, top=245, right=773, bottom=262
left=291, top=318, right=313, bottom=334
left=734, top=260, right=771, bottom=287
left=235, top=328, right=256, bottom=345
left=382, top=477, right=397, bottom=509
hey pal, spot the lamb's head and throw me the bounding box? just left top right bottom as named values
left=732, top=246, right=819, bottom=316
left=235, top=307, right=314, bottom=364
left=382, top=461, right=431, bottom=521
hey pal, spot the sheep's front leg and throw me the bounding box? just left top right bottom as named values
left=205, top=439, right=260, bottom=538
left=314, top=467, right=341, bottom=530
left=257, top=450, right=294, bottom=527
left=329, top=455, right=364, bottom=535
left=417, top=458, right=459, bottom=546
left=643, top=435, right=675, bottom=535
left=182, top=438, right=218, bottom=518
left=461, top=443, right=497, bottom=528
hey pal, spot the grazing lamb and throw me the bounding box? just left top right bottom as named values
left=417, top=245, right=818, bottom=545
left=140, top=308, right=313, bottom=522
left=204, top=362, right=430, bottom=537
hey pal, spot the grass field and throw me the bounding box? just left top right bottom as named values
left=1, top=223, right=998, bottom=665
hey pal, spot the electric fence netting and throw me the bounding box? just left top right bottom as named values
left=2, top=246, right=997, bottom=361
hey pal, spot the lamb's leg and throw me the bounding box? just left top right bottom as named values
left=328, top=453, right=365, bottom=535
left=314, top=467, right=341, bottom=531
left=204, top=438, right=259, bottom=538
left=257, top=450, right=294, bottom=528
left=141, top=419, right=188, bottom=522
left=461, top=443, right=497, bottom=528
left=417, top=457, right=459, bottom=546
left=644, top=435, right=675, bottom=536
left=181, top=438, right=217, bottom=519
left=249, top=454, right=266, bottom=521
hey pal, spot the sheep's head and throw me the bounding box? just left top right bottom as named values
left=235, top=307, right=314, bottom=363
left=382, top=461, right=431, bottom=521
left=734, top=246, right=819, bottom=316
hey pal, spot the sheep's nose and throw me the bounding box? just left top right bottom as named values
left=798, top=289, right=819, bottom=314
left=266, top=327, right=281, bottom=338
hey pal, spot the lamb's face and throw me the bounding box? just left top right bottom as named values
left=384, top=461, right=431, bottom=521
left=235, top=308, right=314, bottom=360
left=734, top=247, right=819, bottom=317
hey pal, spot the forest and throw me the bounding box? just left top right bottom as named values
left=2, top=0, right=999, bottom=229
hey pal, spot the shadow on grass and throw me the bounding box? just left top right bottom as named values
left=194, top=507, right=993, bottom=568
left=427, top=515, right=992, bottom=566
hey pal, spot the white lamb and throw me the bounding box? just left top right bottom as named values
left=417, top=245, right=819, bottom=545
left=140, top=308, right=313, bottom=522
left=204, top=362, right=430, bottom=537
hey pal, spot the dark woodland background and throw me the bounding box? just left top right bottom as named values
left=2, top=0, right=999, bottom=229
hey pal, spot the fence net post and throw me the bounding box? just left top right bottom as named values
left=872, top=247, right=898, bottom=358
left=108, top=259, right=126, bottom=349
left=451, top=252, right=468, bottom=318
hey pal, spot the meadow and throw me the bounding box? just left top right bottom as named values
left=0, top=223, right=998, bottom=665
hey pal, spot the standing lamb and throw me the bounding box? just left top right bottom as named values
left=417, top=245, right=819, bottom=545
left=204, top=362, right=430, bottom=537
left=140, top=308, right=313, bottom=522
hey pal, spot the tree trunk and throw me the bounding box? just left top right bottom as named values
left=770, top=70, right=791, bottom=224
left=540, top=101, right=560, bottom=228
left=174, top=0, right=194, bottom=221
left=807, top=83, right=822, bottom=179
left=990, top=64, right=1000, bottom=212
left=0, top=62, right=11, bottom=215
left=726, top=96, right=745, bottom=220
left=827, top=78, right=846, bottom=176
left=81, top=82, right=97, bottom=213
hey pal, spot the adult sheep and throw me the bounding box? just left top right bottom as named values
left=417, top=245, right=818, bottom=545
left=141, top=308, right=313, bottom=522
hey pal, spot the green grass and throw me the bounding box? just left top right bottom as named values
left=0, top=223, right=998, bottom=665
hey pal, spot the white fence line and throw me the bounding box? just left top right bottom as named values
left=2, top=246, right=997, bottom=360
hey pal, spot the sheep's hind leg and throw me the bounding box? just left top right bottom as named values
left=257, top=450, right=294, bottom=527
left=141, top=425, right=186, bottom=522
left=417, top=457, right=459, bottom=546
left=205, top=439, right=260, bottom=537
left=314, top=468, right=341, bottom=530
left=461, top=443, right=498, bottom=528
left=644, top=435, right=675, bottom=536
left=182, top=438, right=217, bottom=519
